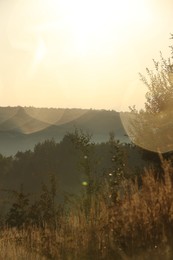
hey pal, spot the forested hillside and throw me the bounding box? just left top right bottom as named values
left=0, top=106, right=129, bottom=155
left=0, top=131, right=143, bottom=203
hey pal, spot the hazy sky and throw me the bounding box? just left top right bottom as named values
left=0, top=0, right=172, bottom=111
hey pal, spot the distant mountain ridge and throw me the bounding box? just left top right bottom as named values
left=0, top=106, right=129, bottom=155
left=0, top=107, right=50, bottom=133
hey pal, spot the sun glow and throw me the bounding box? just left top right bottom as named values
left=28, top=37, right=47, bottom=78
left=9, top=0, right=150, bottom=62
left=6, top=0, right=152, bottom=66
left=40, top=0, right=152, bottom=58
left=2, top=0, right=168, bottom=109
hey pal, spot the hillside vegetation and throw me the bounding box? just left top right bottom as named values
left=0, top=107, right=129, bottom=155
left=0, top=129, right=172, bottom=259
left=0, top=150, right=173, bottom=258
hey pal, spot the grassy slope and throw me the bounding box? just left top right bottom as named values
left=1, top=159, right=173, bottom=259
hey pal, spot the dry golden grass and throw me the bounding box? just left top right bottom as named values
left=1, top=159, right=173, bottom=259
left=0, top=227, right=47, bottom=259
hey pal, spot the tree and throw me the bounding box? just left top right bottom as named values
left=6, top=185, right=30, bottom=227
left=127, top=34, right=173, bottom=154
left=28, top=174, right=58, bottom=228
left=106, top=132, right=126, bottom=203
left=66, top=128, right=99, bottom=217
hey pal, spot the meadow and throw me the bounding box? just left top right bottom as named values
left=0, top=155, right=173, bottom=259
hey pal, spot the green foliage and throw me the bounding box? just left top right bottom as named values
left=139, top=53, right=173, bottom=114
left=6, top=185, right=30, bottom=227
left=0, top=128, right=145, bottom=229
left=66, top=128, right=98, bottom=217
left=105, top=132, right=126, bottom=204
left=0, top=131, right=142, bottom=195
left=129, top=35, right=173, bottom=154
left=0, top=154, right=13, bottom=175
left=5, top=174, right=60, bottom=228
left=108, top=132, right=125, bottom=180
left=3, top=128, right=173, bottom=258
left=3, top=160, right=173, bottom=259
left=35, top=174, right=58, bottom=228
left=33, top=139, right=59, bottom=174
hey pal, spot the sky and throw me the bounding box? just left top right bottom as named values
left=0, top=0, right=173, bottom=111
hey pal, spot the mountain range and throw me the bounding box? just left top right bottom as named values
left=0, top=106, right=130, bottom=155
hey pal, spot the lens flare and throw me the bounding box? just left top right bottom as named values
left=28, top=36, right=47, bottom=78
left=120, top=70, right=173, bottom=154
left=0, top=107, right=88, bottom=134
left=120, top=105, right=173, bottom=154
left=82, top=181, right=88, bottom=186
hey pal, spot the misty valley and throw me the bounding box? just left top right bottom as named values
left=0, top=106, right=129, bottom=156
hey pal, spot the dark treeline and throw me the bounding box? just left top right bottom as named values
left=0, top=130, right=144, bottom=192
left=0, top=129, right=146, bottom=226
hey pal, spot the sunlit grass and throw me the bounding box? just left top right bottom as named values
left=1, top=159, right=173, bottom=259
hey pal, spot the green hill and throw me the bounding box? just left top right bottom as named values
left=0, top=107, right=129, bottom=155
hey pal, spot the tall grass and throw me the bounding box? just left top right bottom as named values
left=1, top=159, right=173, bottom=259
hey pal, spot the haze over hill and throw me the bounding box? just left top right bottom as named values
left=0, top=106, right=129, bottom=156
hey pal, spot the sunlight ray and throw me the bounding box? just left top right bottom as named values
left=28, top=36, right=47, bottom=79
